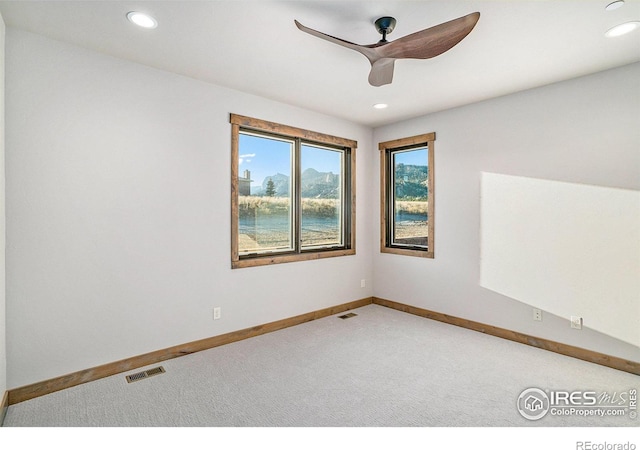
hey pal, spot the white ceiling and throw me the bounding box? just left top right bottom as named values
left=1, top=0, right=639, bottom=127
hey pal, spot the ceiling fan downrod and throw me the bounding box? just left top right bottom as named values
left=374, top=16, right=396, bottom=43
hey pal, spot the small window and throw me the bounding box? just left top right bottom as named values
left=379, top=133, right=435, bottom=258
left=231, top=114, right=356, bottom=268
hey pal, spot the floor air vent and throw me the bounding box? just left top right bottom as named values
left=338, top=313, right=357, bottom=319
left=125, top=366, right=166, bottom=383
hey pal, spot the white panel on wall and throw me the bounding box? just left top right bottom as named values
left=480, top=172, right=640, bottom=347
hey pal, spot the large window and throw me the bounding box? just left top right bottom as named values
left=231, top=114, right=356, bottom=268
left=379, top=133, right=435, bottom=258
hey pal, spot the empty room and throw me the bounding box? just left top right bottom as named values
left=0, top=0, right=638, bottom=446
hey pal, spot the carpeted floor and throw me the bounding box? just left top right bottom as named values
left=3, top=304, right=638, bottom=427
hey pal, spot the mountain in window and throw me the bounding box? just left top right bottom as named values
left=253, top=169, right=339, bottom=198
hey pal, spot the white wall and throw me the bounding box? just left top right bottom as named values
left=4, top=29, right=374, bottom=388
left=373, top=63, right=640, bottom=362
left=0, top=10, right=6, bottom=398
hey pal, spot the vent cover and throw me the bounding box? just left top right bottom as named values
left=338, top=312, right=357, bottom=319
left=125, top=366, right=165, bottom=383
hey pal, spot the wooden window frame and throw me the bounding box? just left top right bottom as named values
left=230, top=114, right=357, bottom=269
left=379, top=133, right=435, bottom=258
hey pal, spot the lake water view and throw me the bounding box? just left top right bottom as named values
left=394, top=212, right=428, bottom=245
left=239, top=211, right=427, bottom=252
left=239, top=213, right=341, bottom=251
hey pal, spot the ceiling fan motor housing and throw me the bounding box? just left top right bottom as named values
left=375, top=16, right=397, bottom=42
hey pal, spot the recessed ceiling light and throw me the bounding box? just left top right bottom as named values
left=127, top=11, right=158, bottom=29
left=373, top=103, right=388, bottom=109
left=605, top=21, right=640, bottom=37
left=605, top=1, right=625, bottom=11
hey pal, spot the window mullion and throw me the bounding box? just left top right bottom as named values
left=386, top=150, right=394, bottom=246
left=294, top=139, right=302, bottom=253
left=389, top=151, right=395, bottom=245
left=341, top=150, right=348, bottom=247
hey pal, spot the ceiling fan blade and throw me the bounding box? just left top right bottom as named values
left=294, top=20, right=378, bottom=62
left=368, top=58, right=395, bottom=87
left=295, top=13, right=479, bottom=87
left=376, top=12, right=480, bottom=60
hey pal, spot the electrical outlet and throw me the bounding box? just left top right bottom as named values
left=533, top=308, right=542, bottom=321
left=213, top=307, right=221, bottom=320
left=360, top=279, right=366, bottom=288
left=570, top=316, right=582, bottom=330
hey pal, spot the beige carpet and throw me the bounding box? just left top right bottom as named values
left=4, top=304, right=638, bottom=427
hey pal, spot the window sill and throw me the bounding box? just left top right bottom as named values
left=380, top=246, right=434, bottom=258
left=232, top=248, right=356, bottom=269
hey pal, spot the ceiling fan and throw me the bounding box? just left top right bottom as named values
left=295, top=12, right=480, bottom=87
